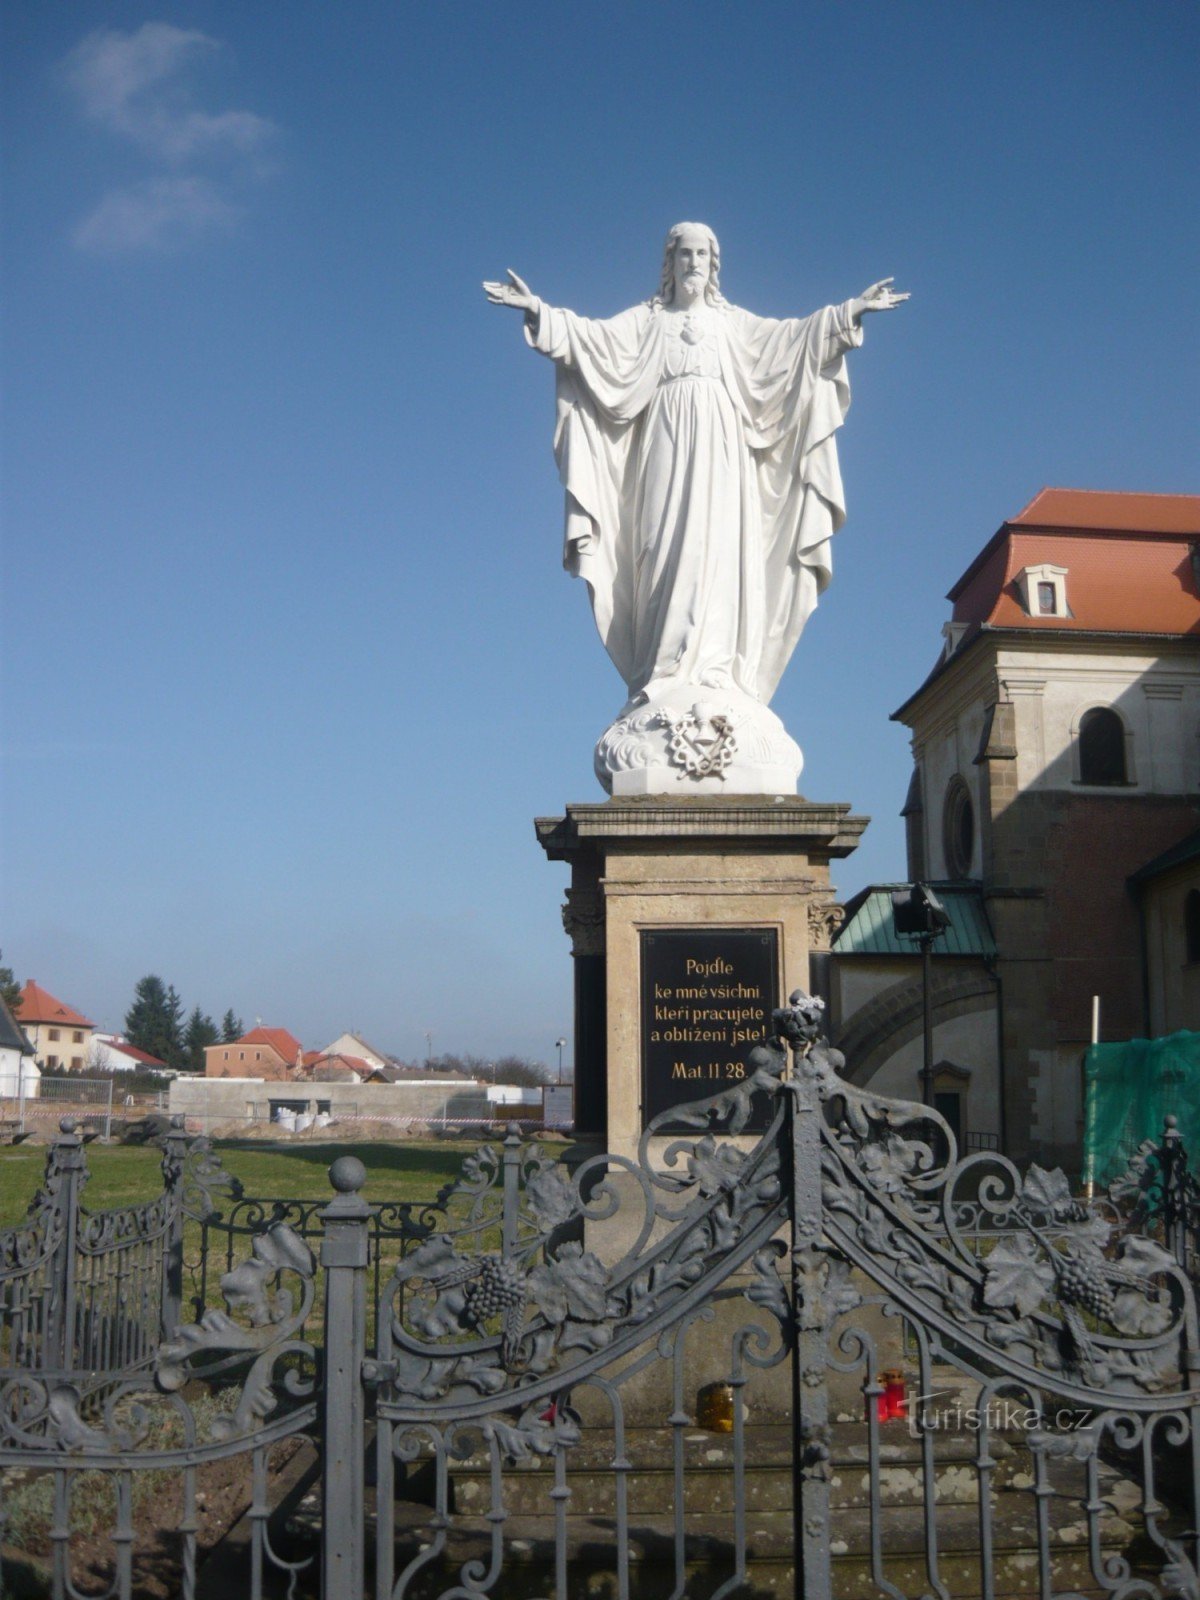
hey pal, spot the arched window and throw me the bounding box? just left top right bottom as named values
left=1078, top=707, right=1127, bottom=785
left=1186, top=890, right=1200, bottom=966
left=942, top=776, right=974, bottom=878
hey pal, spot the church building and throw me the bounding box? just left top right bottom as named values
left=829, top=488, right=1200, bottom=1171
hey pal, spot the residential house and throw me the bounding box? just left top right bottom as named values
left=308, top=1053, right=374, bottom=1083
left=0, top=996, right=37, bottom=1098
left=321, top=1032, right=391, bottom=1072
left=205, top=1025, right=304, bottom=1081
left=88, top=1033, right=170, bottom=1075
left=17, top=980, right=96, bottom=1071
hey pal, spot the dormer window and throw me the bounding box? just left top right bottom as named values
left=1016, top=563, right=1069, bottom=618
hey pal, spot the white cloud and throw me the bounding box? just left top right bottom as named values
left=72, top=176, right=236, bottom=255
left=64, top=22, right=276, bottom=254
left=66, top=24, right=213, bottom=123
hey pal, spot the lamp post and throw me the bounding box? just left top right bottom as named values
left=555, top=1037, right=566, bottom=1085
left=891, top=884, right=951, bottom=1108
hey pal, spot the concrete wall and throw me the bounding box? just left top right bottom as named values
left=169, top=1074, right=492, bottom=1124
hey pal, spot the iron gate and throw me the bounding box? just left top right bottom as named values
left=3, top=998, right=1200, bottom=1599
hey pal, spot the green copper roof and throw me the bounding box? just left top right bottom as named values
left=833, top=884, right=997, bottom=958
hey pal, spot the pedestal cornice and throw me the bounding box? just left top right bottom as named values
left=535, top=796, right=869, bottom=861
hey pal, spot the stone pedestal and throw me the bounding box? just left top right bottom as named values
left=535, top=796, right=867, bottom=1158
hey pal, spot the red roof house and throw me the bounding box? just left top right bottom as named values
left=17, top=980, right=95, bottom=1029
left=17, top=980, right=97, bottom=1071
left=238, top=1026, right=303, bottom=1066
left=205, top=1024, right=305, bottom=1080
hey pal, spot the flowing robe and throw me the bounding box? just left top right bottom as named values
left=526, top=295, right=863, bottom=703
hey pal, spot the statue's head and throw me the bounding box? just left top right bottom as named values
left=656, top=221, right=723, bottom=307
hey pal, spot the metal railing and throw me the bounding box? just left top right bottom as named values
left=4, top=1032, right=1200, bottom=1600
left=0, top=1075, right=115, bottom=1140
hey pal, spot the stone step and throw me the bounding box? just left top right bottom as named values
left=449, top=1451, right=1141, bottom=1518
left=350, top=1498, right=1152, bottom=1600
left=438, top=1421, right=1141, bottom=1516
left=425, top=1419, right=1009, bottom=1474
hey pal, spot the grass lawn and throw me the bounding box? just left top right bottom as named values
left=0, top=1136, right=488, bottom=1227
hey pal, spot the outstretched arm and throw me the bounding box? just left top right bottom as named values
left=849, top=277, right=910, bottom=322
left=482, top=269, right=538, bottom=315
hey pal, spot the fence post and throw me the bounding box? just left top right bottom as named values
left=788, top=1055, right=833, bottom=1600
left=501, top=1125, right=522, bottom=1257
left=44, top=1118, right=87, bottom=1374
left=160, top=1115, right=190, bottom=1339
left=320, top=1155, right=371, bottom=1600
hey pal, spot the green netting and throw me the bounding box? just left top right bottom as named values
left=1083, top=1029, right=1200, bottom=1187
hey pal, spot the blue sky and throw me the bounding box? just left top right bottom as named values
left=3, top=2, right=1197, bottom=1064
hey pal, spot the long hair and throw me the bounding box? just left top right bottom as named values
left=651, top=222, right=725, bottom=309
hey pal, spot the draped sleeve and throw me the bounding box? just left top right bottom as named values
left=522, top=302, right=662, bottom=685
left=720, top=302, right=863, bottom=700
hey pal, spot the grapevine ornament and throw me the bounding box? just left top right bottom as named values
left=1053, top=1255, right=1116, bottom=1323
left=464, top=1256, right=528, bottom=1365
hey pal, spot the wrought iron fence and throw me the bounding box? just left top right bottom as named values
left=3, top=1019, right=1200, bottom=1600
left=1111, top=1112, right=1200, bottom=1275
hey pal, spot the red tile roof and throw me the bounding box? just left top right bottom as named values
left=892, top=489, right=1200, bottom=723
left=238, top=1026, right=303, bottom=1064
left=1009, top=488, right=1200, bottom=535
left=17, top=980, right=95, bottom=1029
left=309, top=1053, right=372, bottom=1079
left=107, top=1039, right=168, bottom=1068
left=948, top=488, right=1200, bottom=637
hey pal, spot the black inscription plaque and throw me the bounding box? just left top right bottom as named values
left=640, top=928, right=778, bottom=1132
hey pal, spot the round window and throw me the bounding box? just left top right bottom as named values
left=943, top=777, right=974, bottom=878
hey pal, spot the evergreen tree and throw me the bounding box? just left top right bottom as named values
left=0, top=952, right=20, bottom=1015
left=220, top=1009, right=244, bottom=1043
left=164, top=985, right=185, bottom=1069
left=183, top=1006, right=219, bottom=1074
left=125, top=976, right=187, bottom=1070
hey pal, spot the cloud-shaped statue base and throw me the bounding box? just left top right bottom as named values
left=594, top=683, right=804, bottom=797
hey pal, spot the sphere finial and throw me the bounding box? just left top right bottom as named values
left=329, top=1155, right=367, bottom=1194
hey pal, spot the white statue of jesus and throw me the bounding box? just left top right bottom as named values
left=485, top=223, right=906, bottom=794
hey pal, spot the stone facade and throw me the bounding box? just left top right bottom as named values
left=890, top=489, right=1200, bottom=1170
left=537, top=796, right=867, bottom=1156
